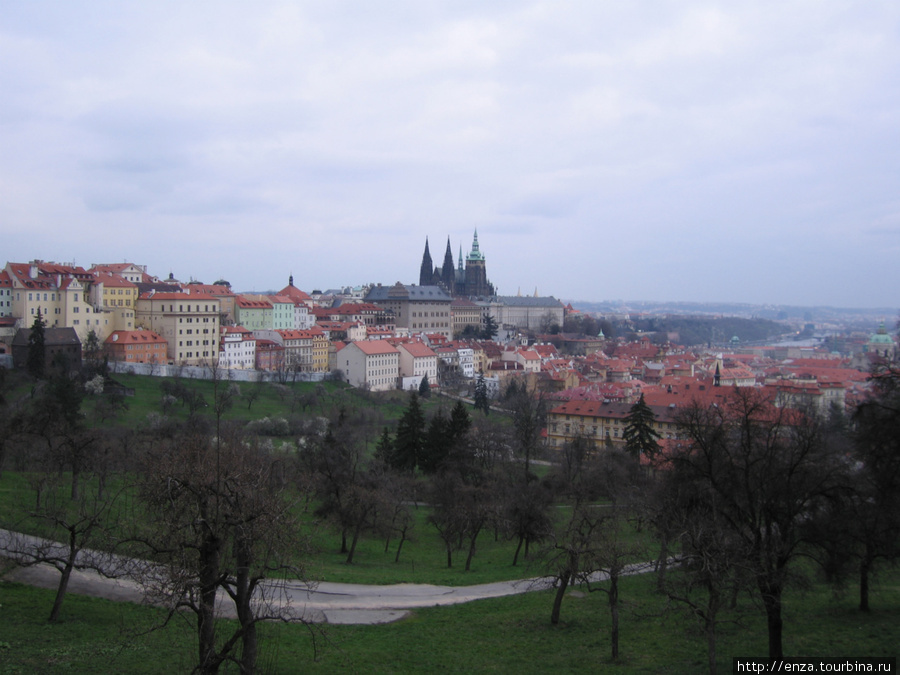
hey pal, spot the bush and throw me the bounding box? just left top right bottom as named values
left=245, top=416, right=291, bottom=436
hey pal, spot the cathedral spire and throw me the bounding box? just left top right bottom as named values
left=441, top=237, right=455, bottom=290
left=468, top=229, right=484, bottom=261
left=419, top=238, right=434, bottom=286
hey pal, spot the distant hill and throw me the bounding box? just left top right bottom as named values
left=567, top=299, right=896, bottom=325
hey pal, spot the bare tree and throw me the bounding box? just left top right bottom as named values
left=508, top=388, right=546, bottom=480
left=672, top=388, right=843, bottom=660
left=503, top=473, right=554, bottom=566
left=1, top=474, right=124, bottom=623
left=657, top=472, right=752, bottom=675
left=133, top=428, right=307, bottom=674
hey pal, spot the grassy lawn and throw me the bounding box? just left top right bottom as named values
left=4, top=372, right=897, bottom=671
left=2, top=561, right=897, bottom=673
left=2, top=471, right=653, bottom=588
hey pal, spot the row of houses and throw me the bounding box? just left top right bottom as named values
left=1, top=260, right=569, bottom=368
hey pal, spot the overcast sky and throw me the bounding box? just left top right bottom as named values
left=2, top=2, right=899, bottom=308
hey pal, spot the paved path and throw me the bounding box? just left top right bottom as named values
left=1, top=529, right=656, bottom=625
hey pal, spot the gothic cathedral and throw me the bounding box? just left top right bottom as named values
left=419, top=230, right=495, bottom=298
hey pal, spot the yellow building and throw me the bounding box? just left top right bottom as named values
left=546, top=399, right=680, bottom=452
left=134, top=290, right=221, bottom=366
left=92, top=272, right=139, bottom=309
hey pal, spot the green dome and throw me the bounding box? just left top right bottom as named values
left=870, top=321, right=894, bottom=345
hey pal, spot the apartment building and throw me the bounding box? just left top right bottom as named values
left=364, top=283, right=453, bottom=340
left=339, top=340, right=400, bottom=391
left=5, top=261, right=117, bottom=342
left=91, top=272, right=139, bottom=310
left=219, top=325, right=256, bottom=369
left=235, top=296, right=273, bottom=331
left=134, top=290, right=221, bottom=365
left=105, top=329, right=168, bottom=364
left=396, top=341, right=439, bottom=389
left=546, top=399, right=680, bottom=452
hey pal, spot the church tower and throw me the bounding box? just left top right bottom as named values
left=456, top=244, right=465, bottom=294
left=441, top=237, right=456, bottom=291
left=464, top=229, right=494, bottom=297
left=419, top=238, right=434, bottom=286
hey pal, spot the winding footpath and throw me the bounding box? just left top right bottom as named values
left=1, top=529, right=657, bottom=625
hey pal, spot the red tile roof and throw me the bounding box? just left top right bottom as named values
left=105, top=329, right=166, bottom=345
left=398, top=342, right=437, bottom=358
left=351, top=340, right=400, bottom=356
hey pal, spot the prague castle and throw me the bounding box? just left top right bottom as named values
left=419, top=230, right=495, bottom=298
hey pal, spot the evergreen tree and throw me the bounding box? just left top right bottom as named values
left=420, top=410, right=450, bottom=474
left=393, top=392, right=425, bottom=472
left=374, top=426, right=394, bottom=466
left=82, top=328, right=106, bottom=377
left=419, top=373, right=431, bottom=397
left=474, top=373, right=490, bottom=416
left=623, top=394, right=661, bottom=460
left=421, top=401, right=473, bottom=474
left=448, top=400, right=472, bottom=440
left=26, top=311, right=47, bottom=379
left=481, top=315, right=499, bottom=340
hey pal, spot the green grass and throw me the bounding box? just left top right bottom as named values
left=303, top=505, right=552, bottom=586
left=82, top=373, right=477, bottom=441
left=5, top=373, right=897, bottom=671
left=2, top=561, right=897, bottom=673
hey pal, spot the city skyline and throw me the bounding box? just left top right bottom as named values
left=3, top=2, right=899, bottom=309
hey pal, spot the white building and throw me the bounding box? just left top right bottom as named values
left=219, top=326, right=256, bottom=369
left=338, top=340, right=400, bottom=392
left=397, top=341, right=439, bottom=390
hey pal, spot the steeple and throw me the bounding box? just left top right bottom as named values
left=419, top=238, right=434, bottom=286
left=441, top=238, right=455, bottom=290
left=467, top=229, right=485, bottom=261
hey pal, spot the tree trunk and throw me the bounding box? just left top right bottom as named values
left=550, top=570, right=571, bottom=625
left=763, top=592, right=784, bottom=660
left=465, top=536, right=477, bottom=572
left=235, top=541, right=257, bottom=675
left=706, top=587, right=721, bottom=675
left=70, top=465, right=80, bottom=501
left=609, top=573, right=619, bottom=661
left=49, top=559, right=74, bottom=622
left=49, top=532, right=80, bottom=622
left=656, top=534, right=669, bottom=592
left=707, top=620, right=717, bottom=675
left=859, top=554, right=871, bottom=612
left=512, top=535, right=524, bottom=567
left=394, top=529, right=407, bottom=563
left=346, top=523, right=363, bottom=565
left=198, top=534, right=222, bottom=674
left=446, top=543, right=453, bottom=568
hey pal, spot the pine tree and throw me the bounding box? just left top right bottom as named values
left=448, top=400, right=472, bottom=440
left=393, top=392, right=425, bottom=472
left=481, top=315, right=499, bottom=340
left=419, top=374, right=431, bottom=398
left=27, top=310, right=47, bottom=379
left=623, top=394, right=661, bottom=459
left=374, top=426, right=394, bottom=466
left=420, top=410, right=450, bottom=474
left=474, top=373, right=490, bottom=416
